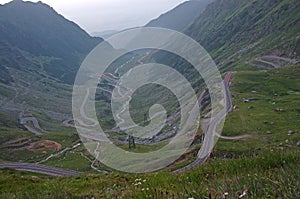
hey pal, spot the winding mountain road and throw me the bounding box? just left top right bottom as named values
left=20, top=116, right=46, bottom=135
left=174, top=72, right=233, bottom=173
left=254, top=55, right=298, bottom=69
left=0, top=163, right=81, bottom=176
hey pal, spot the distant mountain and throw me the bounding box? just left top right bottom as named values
left=146, top=0, right=213, bottom=32
left=0, top=0, right=105, bottom=130
left=91, top=30, right=120, bottom=39
left=0, top=0, right=102, bottom=84
left=91, top=27, right=141, bottom=39
left=185, top=0, right=300, bottom=69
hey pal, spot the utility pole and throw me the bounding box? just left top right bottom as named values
left=144, top=113, right=148, bottom=123
left=128, top=135, right=136, bottom=149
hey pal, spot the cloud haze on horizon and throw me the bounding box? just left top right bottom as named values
left=0, top=0, right=188, bottom=33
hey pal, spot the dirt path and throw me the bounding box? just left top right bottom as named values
left=38, top=143, right=81, bottom=164
left=254, top=55, right=298, bottom=69
left=261, top=55, right=297, bottom=63
left=218, top=134, right=251, bottom=140
left=255, top=57, right=279, bottom=68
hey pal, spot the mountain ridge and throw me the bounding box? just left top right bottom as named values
left=0, top=0, right=103, bottom=84
left=146, top=0, right=213, bottom=31
left=0, top=0, right=105, bottom=131
left=184, top=0, right=300, bottom=69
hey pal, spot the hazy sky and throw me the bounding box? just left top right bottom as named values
left=0, top=0, right=188, bottom=33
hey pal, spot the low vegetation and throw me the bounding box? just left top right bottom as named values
left=0, top=64, right=299, bottom=198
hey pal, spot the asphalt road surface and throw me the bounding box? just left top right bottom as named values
left=174, top=72, right=233, bottom=173
left=0, top=163, right=81, bottom=176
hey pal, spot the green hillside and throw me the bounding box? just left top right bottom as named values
left=185, top=0, right=300, bottom=69
left=0, top=0, right=104, bottom=132
left=0, top=0, right=299, bottom=198
left=1, top=64, right=299, bottom=198
left=0, top=0, right=102, bottom=84
left=146, top=0, right=213, bottom=31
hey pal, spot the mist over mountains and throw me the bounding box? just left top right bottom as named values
left=0, top=1, right=299, bottom=196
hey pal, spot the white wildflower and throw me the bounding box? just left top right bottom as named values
left=222, top=192, right=229, bottom=198
left=238, top=190, right=247, bottom=198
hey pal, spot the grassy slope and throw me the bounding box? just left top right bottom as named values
left=185, top=0, right=300, bottom=70
left=0, top=151, right=298, bottom=198
left=0, top=65, right=299, bottom=198
left=219, top=64, right=300, bottom=155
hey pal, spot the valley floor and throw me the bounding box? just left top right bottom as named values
left=0, top=64, right=299, bottom=198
